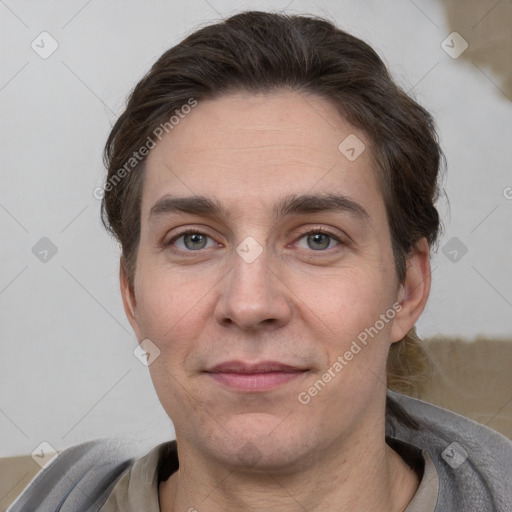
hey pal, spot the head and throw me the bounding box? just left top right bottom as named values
left=102, top=11, right=444, bottom=469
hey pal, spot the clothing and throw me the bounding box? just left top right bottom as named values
left=7, top=391, right=512, bottom=511
left=403, top=450, right=439, bottom=512
left=98, top=438, right=439, bottom=512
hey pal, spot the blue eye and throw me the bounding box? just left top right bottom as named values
left=170, top=231, right=216, bottom=251
left=166, top=228, right=344, bottom=254
left=296, top=230, right=342, bottom=251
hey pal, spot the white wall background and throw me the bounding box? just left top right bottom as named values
left=1, top=0, right=511, bottom=458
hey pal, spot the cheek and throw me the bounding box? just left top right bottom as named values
left=297, top=269, right=395, bottom=407
left=135, top=270, right=211, bottom=416
left=301, top=266, right=397, bottom=391
left=305, top=264, right=395, bottom=331
left=136, top=250, right=211, bottom=316
left=133, top=264, right=209, bottom=353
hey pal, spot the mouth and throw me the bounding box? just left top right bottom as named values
left=204, top=360, right=309, bottom=392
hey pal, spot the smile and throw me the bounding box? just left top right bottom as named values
left=205, top=360, right=309, bottom=392
left=207, top=370, right=308, bottom=392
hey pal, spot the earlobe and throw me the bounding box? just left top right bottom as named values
left=120, top=257, right=142, bottom=340
left=390, top=238, right=431, bottom=343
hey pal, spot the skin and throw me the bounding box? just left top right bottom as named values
left=120, top=91, right=431, bottom=512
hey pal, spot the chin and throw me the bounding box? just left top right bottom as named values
left=199, top=412, right=316, bottom=472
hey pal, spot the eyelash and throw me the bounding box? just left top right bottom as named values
left=165, top=227, right=345, bottom=254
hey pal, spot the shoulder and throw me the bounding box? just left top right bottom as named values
left=6, top=439, right=136, bottom=512
left=387, top=390, right=512, bottom=512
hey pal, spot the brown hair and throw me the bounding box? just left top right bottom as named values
left=102, top=11, right=445, bottom=417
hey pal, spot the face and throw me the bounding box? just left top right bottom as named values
left=121, top=91, right=429, bottom=471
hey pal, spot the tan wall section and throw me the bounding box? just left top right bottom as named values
left=440, top=0, right=512, bottom=100
left=0, top=453, right=55, bottom=512
left=417, top=337, right=512, bottom=440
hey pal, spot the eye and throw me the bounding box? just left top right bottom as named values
left=168, top=230, right=217, bottom=251
left=295, top=230, right=342, bottom=251
left=166, top=228, right=344, bottom=253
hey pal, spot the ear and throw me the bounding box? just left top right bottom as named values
left=390, top=237, right=431, bottom=343
left=120, top=257, right=143, bottom=341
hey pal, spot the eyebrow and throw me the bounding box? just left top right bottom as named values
left=148, top=193, right=370, bottom=222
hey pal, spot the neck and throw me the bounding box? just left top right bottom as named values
left=159, top=427, right=419, bottom=512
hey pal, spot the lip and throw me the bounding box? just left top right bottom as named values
left=205, top=360, right=308, bottom=392
left=208, top=360, right=307, bottom=373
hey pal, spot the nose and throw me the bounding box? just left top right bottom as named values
left=214, top=241, right=292, bottom=331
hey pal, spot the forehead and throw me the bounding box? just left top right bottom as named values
left=141, top=91, right=383, bottom=222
